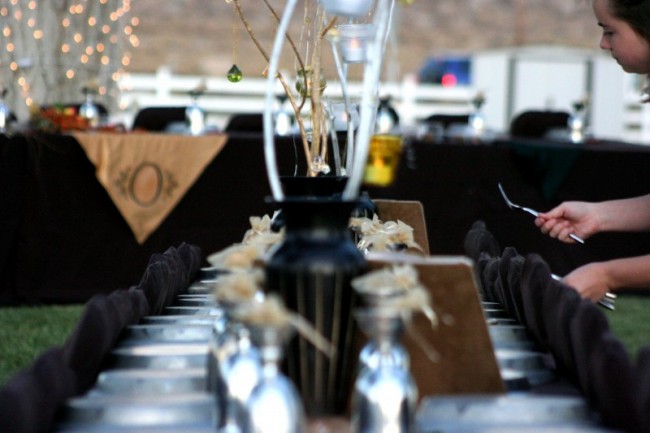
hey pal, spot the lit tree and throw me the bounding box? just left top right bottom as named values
left=0, top=0, right=138, bottom=120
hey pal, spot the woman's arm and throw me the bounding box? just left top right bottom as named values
left=535, top=193, right=650, bottom=243
left=563, top=254, right=650, bottom=301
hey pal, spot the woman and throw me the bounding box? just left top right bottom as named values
left=535, top=0, right=650, bottom=302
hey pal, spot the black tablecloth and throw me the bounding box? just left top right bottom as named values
left=2, top=132, right=650, bottom=305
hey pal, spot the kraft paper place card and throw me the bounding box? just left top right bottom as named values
left=373, top=199, right=430, bottom=255
left=365, top=252, right=505, bottom=399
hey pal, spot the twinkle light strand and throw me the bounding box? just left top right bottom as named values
left=0, top=0, right=138, bottom=120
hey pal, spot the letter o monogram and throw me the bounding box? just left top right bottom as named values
left=129, top=162, right=163, bottom=207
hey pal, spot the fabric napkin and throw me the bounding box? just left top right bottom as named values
left=62, top=294, right=120, bottom=394
left=74, top=132, right=228, bottom=244
left=519, top=253, right=552, bottom=350
left=463, top=220, right=501, bottom=262
left=0, top=347, right=76, bottom=433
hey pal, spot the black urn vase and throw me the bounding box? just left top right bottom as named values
left=265, top=197, right=367, bottom=416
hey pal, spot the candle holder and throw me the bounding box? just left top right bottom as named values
left=79, top=86, right=100, bottom=128
left=321, top=0, right=374, bottom=18
left=567, top=98, right=589, bottom=144
left=337, top=24, right=374, bottom=64
left=186, top=90, right=206, bottom=136
left=0, top=88, right=10, bottom=133
left=363, top=134, right=403, bottom=187
left=274, top=94, right=293, bottom=136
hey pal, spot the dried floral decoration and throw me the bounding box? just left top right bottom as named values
left=235, top=294, right=335, bottom=358
left=350, top=215, right=423, bottom=253
left=352, top=264, right=436, bottom=327
left=207, top=243, right=267, bottom=270
left=207, top=214, right=284, bottom=270
left=242, top=214, right=285, bottom=248
left=352, top=264, right=439, bottom=362
left=212, top=269, right=265, bottom=305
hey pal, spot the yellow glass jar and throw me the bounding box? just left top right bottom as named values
left=363, top=134, right=403, bottom=187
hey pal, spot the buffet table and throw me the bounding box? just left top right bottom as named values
left=2, top=132, right=650, bottom=305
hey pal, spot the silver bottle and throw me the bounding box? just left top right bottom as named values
left=208, top=304, right=262, bottom=433
left=357, top=294, right=410, bottom=372
left=352, top=307, right=418, bottom=433
left=243, top=324, right=306, bottom=433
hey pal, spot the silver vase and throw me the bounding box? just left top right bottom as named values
left=243, top=324, right=306, bottom=433
left=208, top=305, right=262, bottom=433
left=352, top=307, right=418, bottom=433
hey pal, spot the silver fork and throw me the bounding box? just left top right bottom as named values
left=498, top=183, right=615, bottom=310
left=498, top=182, right=585, bottom=244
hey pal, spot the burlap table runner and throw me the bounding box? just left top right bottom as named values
left=74, top=132, right=228, bottom=244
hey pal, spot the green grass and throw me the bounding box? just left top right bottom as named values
left=0, top=297, right=648, bottom=387
left=0, top=305, right=83, bottom=386
left=605, top=295, right=650, bottom=360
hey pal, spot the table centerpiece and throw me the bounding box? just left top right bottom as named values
left=229, top=0, right=411, bottom=416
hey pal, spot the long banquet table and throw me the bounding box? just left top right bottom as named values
left=1, top=242, right=629, bottom=432
left=2, top=131, right=650, bottom=305
left=2, top=128, right=650, bottom=430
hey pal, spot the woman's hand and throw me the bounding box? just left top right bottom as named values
left=534, top=201, right=600, bottom=243
left=562, top=262, right=612, bottom=302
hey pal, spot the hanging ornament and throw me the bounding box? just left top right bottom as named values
left=295, top=67, right=326, bottom=98
left=227, top=0, right=242, bottom=83
left=227, top=64, right=243, bottom=83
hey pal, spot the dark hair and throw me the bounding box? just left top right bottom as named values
left=610, top=0, right=650, bottom=41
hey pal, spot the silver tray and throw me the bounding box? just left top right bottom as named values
left=483, top=308, right=510, bottom=319
left=142, top=315, right=217, bottom=326
left=500, top=368, right=529, bottom=392
left=495, top=349, right=555, bottom=386
left=486, top=317, right=518, bottom=326
left=93, top=368, right=207, bottom=395
left=416, top=394, right=600, bottom=430
left=110, top=344, right=209, bottom=370
left=187, top=282, right=213, bottom=295
left=59, top=392, right=216, bottom=428
left=177, top=294, right=213, bottom=299
left=120, top=324, right=213, bottom=344
left=495, top=349, right=546, bottom=371
left=481, top=301, right=501, bottom=309
left=163, top=306, right=222, bottom=316
left=488, top=324, right=529, bottom=342
left=55, top=425, right=216, bottom=433
left=489, top=325, right=536, bottom=351
left=176, top=298, right=217, bottom=307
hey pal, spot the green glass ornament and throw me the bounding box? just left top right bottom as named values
left=227, top=64, right=242, bottom=83
left=295, top=67, right=326, bottom=98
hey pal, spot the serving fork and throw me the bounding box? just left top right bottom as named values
left=498, top=183, right=615, bottom=310
left=498, top=183, right=584, bottom=244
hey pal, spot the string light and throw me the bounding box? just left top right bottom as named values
left=0, top=0, right=139, bottom=120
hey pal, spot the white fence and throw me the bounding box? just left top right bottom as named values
left=116, top=67, right=476, bottom=131
left=116, top=66, right=649, bottom=144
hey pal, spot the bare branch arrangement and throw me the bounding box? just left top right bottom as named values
left=230, top=0, right=339, bottom=177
